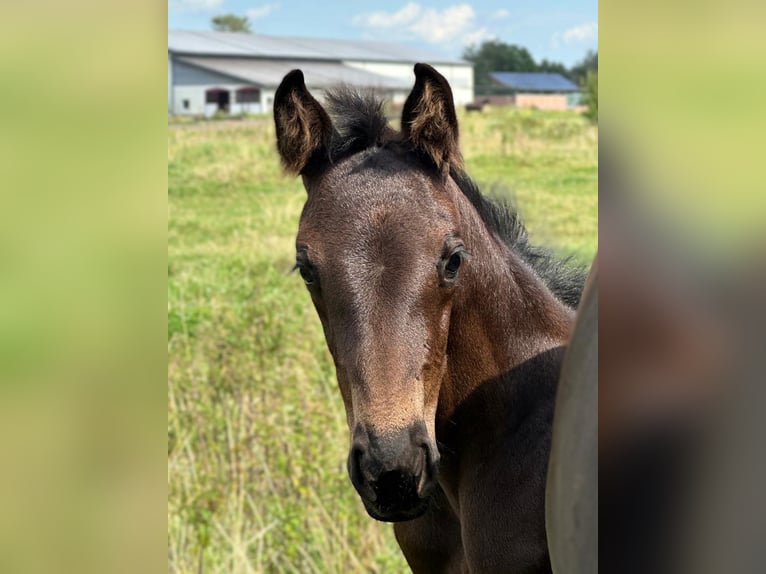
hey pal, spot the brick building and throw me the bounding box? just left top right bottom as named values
left=485, top=72, right=580, bottom=111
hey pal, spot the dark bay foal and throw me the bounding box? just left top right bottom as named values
left=273, top=64, right=585, bottom=573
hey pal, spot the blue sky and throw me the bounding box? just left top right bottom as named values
left=168, top=1, right=597, bottom=67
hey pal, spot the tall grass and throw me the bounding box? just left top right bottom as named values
left=168, top=108, right=597, bottom=573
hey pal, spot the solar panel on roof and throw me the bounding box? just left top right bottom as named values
left=489, top=72, right=579, bottom=92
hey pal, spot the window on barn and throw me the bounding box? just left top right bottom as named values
left=205, top=88, right=227, bottom=104
left=236, top=87, right=261, bottom=103
left=182, top=99, right=189, bottom=110
left=205, top=88, right=230, bottom=113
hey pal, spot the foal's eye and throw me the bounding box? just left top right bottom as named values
left=444, top=252, right=462, bottom=280
left=298, top=265, right=315, bottom=285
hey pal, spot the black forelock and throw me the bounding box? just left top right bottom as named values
left=321, top=88, right=587, bottom=308
left=324, top=87, right=395, bottom=163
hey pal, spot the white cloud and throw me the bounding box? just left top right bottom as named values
left=491, top=8, right=511, bottom=20
left=170, top=0, right=224, bottom=13
left=353, top=2, right=422, bottom=28
left=411, top=4, right=476, bottom=43
left=353, top=3, right=484, bottom=45
left=562, top=22, right=598, bottom=44
left=463, top=27, right=495, bottom=47
left=247, top=3, right=280, bottom=20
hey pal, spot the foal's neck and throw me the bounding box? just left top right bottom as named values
left=437, top=187, right=574, bottom=425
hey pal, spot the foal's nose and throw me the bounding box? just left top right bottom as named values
left=348, top=421, right=439, bottom=511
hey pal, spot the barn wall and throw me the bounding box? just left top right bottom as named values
left=433, top=64, right=474, bottom=106
left=260, top=89, right=276, bottom=113
left=389, top=90, right=409, bottom=105
left=230, top=101, right=263, bottom=115
left=173, top=86, right=203, bottom=115
left=173, top=83, right=244, bottom=116
left=343, top=61, right=474, bottom=105
left=343, top=61, right=411, bottom=83
left=168, top=54, right=173, bottom=113
left=173, top=84, right=403, bottom=116
left=514, top=93, right=570, bottom=110
left=171, top=58, right=255, bottom=116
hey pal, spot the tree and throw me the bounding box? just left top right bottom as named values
left=463, top=41, right=537, bottom=88
left=537, top=59, right=571, bottom=79
left=569, top=50, right=598, bottom=85
left=211, top=14, right=252, bottom=33
left=581, top=71, right=598, bottom=123
left=463, top=40, right=597, bottom=94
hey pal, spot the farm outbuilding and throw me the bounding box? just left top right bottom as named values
left=486, top=72, right=580, bottom=111
left=168, top=30, right=474, bottom=116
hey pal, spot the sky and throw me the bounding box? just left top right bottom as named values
left=168, top=1, right=598, bottom=68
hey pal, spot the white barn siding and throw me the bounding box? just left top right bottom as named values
left=168, top=54, right=173, bottom=113
left=342, top=62, right=415, bottom=104
left=260, top=89, right=276, bottom=113
left=171, top=60, right=266, bottom=116
left=343, top=61, right=474, bottom=105
left=174, top=84, right=267, bottom=116
left=173, top=84, right=226, bottom=116
left=434, top=65, right=474, bottom=106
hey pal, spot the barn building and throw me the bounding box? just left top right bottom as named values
left=486, top=72, right=580, bottom=110
left=168, top=30, right=474, bottom=116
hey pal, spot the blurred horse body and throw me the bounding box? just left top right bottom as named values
left=274, top=64, right=586, bottom=573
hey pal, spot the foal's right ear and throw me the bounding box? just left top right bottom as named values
left=401, top=63, right=462, bottom=172
left=274, top=70, right=333, bottom=176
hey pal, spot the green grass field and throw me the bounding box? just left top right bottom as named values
left=168, top=107, right=597, bottom=573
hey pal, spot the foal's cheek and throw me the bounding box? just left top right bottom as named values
left=309, top=304, right=355, bottom=428
left=310, top=300, right=334, bottom=352
left=335, top=375, right=355, bottom=430
left=420, top=302, right=453, bottom=400
left=432, top=300, right=453, bottom=352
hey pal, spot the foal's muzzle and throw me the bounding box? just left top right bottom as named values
left=347, top=421, right=439, bottom=522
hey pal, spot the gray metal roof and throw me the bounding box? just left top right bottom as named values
left=178, top=57, right=414, bottom=90
left=169, top=30, right=468, bottom=65
left=489, top=72, right=579, bottom=93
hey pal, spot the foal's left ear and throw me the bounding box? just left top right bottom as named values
left=274, top=69, right=333, bottom=176
left=401, top=63, right=463, bottom=172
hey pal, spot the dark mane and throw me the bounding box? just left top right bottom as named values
left=449, top=171, right=587, bottom=308
left=324, top=87, right=587, bottom=308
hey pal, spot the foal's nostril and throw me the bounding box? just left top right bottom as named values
left=349, top=446, right=377, bottom=502
left=351, top=446, right=363, bottom=476
left=349, top=424, right=439, bottom=512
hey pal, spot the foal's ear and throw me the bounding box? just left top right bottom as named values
left=274, top=69, right=333, bottom=176
left=401, top=63, right=463, bottom=172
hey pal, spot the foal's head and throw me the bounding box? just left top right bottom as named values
left=275, top=64, right=467, bottom=521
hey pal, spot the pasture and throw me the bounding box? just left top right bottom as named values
left=168, top=107, right=597, bottom=573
